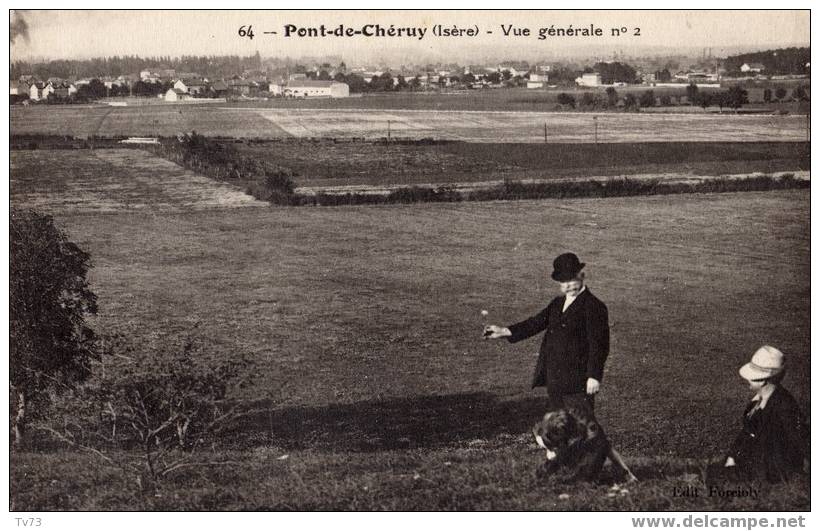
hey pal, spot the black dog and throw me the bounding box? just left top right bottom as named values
left=532, top=407, right=637, bottom=483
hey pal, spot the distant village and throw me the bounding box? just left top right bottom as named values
left=10, top=49, right=810, bottom=105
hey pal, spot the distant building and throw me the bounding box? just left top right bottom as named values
left=529, top=72, right=549, bottom=83
left=498, top=62, right=530, bottom=77
left=740, top=63, right=765, bottom=73
left=284, top=80, right=350, bottom=98
left=174, top=79, right=208, bottom=95
left=575, top=73, right=602, bottom=87
left=686, top=72, right=719, bottom=83
left=227, top=77, right=257, bottom=95
left=29, top=82, right=45, bottom=100
left=211, top=80, right=230, bottom=97
left=268, top=77, right=286, bottom=96
left=52, top=81, right=77, bottom=98
left=10, top=77, right=35, bottom=96
left=165, top=88, right=192, bottom=102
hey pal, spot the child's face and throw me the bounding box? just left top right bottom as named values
left=747, top=378, right=766, bottom=392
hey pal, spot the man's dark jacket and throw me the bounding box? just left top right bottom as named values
left=507, top=288, right=610, bottom=396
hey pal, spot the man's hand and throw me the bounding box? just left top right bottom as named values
left=725, top=457, right=736, bottom=467
left=586, top=377, right=600, bottom=395
left=483, top=325, right=511, bottom=340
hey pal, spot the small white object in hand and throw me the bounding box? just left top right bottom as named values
left=480, top=310, right=489, bottom=316
left=558, top=493, right=570, bottom=500
left=277, top=454, right=289, bottom=460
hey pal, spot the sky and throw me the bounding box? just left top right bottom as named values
left=10, top=10, right=811, bottom=64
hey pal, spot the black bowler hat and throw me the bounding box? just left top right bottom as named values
left=551, top=253, right=586, bottom=281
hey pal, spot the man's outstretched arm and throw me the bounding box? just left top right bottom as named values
left=485, top=306, right=549, bottom=342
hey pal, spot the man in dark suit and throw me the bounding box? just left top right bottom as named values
left=484, top=252, right=610, bottom=411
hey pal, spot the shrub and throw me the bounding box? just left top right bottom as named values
left=43, top=333, right=254, bottom=491
left=246, top=170, right=297, bottom=205
left=10, top=209, right=98, bottom=448
left=556, top=93, right=576, bottom=109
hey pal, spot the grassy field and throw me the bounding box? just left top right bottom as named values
left=234, top=86, right=808, bottom=114
left=10, top=146, right=810, bottom=510
left=10, top=149, right=268, bottom=213
left=11, top=103, right=809, bottom=143
left=233, top=141, right=809, bottom=187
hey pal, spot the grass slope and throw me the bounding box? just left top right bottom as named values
left=10, top=150, right=810, bottom=510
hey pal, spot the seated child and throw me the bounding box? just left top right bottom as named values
left=718, top=346, right=809, bottom=483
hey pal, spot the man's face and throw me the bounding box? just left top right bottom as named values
left=558, top=276, right=584, bottom=297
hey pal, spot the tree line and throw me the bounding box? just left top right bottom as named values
left=723, top=47, right=810, bottom=76
left=11, top=52, right=265, bottom=81
left=555, top=85, right=752, bottom=111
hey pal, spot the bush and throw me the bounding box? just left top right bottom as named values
left=246, top=170, right=297, bottom=205
left=43, top=333, right=253, bottom=491
left=639, top=90, right=656, bottom=108
left=10, top=209, right=98, bottom=448
left=556, top=93, right=576, bottom=109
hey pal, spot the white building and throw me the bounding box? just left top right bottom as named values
left=268, top=77, right=286, bottom=96
left=284, top=80, right=350, bottom=98
left=575, top=73, right=602, bottom=87
left=165, top=88, right=192, bottom=102
left=740, top=63, right=765, bottom=73
left=172, top=79, right=207, bottom=95
left=529, top=72, right=549, bottom=83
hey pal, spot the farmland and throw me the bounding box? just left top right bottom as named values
left=232, top=141, right=809, bottom=187
left=11, top=103, right=809, bottom=143
left=10, top=147, right=810, bottom=510
left=10, top=149, right=268, bottom=213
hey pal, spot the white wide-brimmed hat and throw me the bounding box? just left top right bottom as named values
left=739, top=345, right=785, bottom=381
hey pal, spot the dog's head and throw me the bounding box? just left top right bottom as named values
left=532, top=409, right=587, bottom=461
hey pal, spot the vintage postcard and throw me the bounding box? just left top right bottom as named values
left=7, top=8, right=811, bottom=523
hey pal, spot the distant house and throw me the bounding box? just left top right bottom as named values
left=29, top=82, right=45, bottom=100
left=687, top=72, right=719, bottom=83
left=227, top=77, right=256, bottom=95
left=165, top=88, right=192, bottom=102
left=740, top=63, right=765, bottom=73
left=10, top=77, right=35, bottom=96
left=498, top=62, right=530, bottom=77
left=174, top=79, right=208, bottom=95
left=529, top=72, right=549, bottom=83
left=268, top=77, right=286, bottom=96
left=211, top=80, right=230, bottom=97
left=284, top=80, right=350, bottom=98
left=575, top=73, right=602, bottom=87
left=140, top=70, right=161, bottom=82
left=52, top=81, right=77, bottom=98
